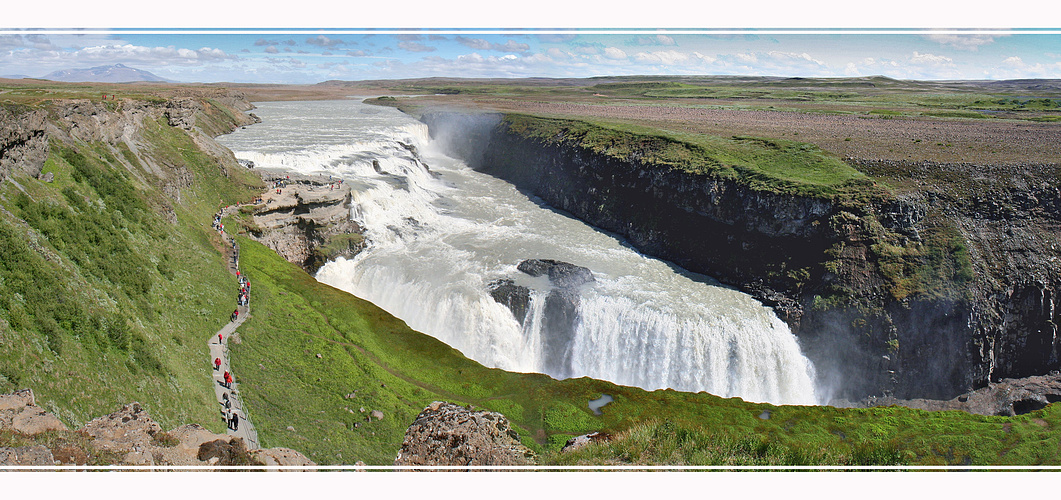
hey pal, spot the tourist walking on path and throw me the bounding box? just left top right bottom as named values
left=208, top=201, right=260, bottom=449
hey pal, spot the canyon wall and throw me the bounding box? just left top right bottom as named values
left=421, top=111, right=1061, bottom=401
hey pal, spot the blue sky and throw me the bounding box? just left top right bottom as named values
left=4, top=0, right=1061, bottom=84
left=2, top=30, right=1060, bottom=83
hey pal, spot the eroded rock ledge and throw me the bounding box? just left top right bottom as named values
left=244, top=172, right=365, bottom=274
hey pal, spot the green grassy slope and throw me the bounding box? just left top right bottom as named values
left=501, top=114, right=870, bottom=198
left=0, top=97, right=262, bottom=431
left=229, top=234, right=1061, bottom=466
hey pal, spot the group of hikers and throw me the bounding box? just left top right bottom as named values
left=273, top=178, right=287, bottom=195
left=213, top=205, right=250, bottom=436
left=237, top=274, right=250, bottom=307
left=212, top=212, right=224, bottom=233
left=213, top=352, right=240, bottom=430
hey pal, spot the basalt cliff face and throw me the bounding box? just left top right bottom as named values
left=420, top=111, right=1061, bottom=402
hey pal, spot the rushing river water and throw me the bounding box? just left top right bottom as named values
left=217, top=99, right=821, bottom=405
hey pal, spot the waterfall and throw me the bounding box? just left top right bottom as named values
left=218, top=99, right=821, bottom=406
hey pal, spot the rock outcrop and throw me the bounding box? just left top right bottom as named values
left=0, top=390, right=315, bottom=469
left=560, top=431, right=611, bottom=453
left=247, top=173, right=365, bottom=273
left=0, top=389, right=69, bottom=435
left=394, top=401, right=535, bottom=468
left=0, top=446, right=56, bottom=467
left=836, top=372, right=1061, bottom=417
left=0, top=105, right=48, bottom=180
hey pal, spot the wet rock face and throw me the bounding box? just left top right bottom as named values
left=517, top=259, right=595, bottom=288
left=394, top=401, right=535, bottom=468
left=487, top=259, right=595, bottom=377
left=487, top=279, right=530, bottom=323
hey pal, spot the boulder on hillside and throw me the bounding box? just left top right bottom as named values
left=560, top=431, right=611, bottom=453
left=0, top=446, right=56, bottom=466
left=394, top=401, right=535, bottom=468
left=252, top=448, right=317, bottom=470
left=0, top=389, right=69, bottom=435
left=197, top=437, right=262, bottom=465
left=78, top=402, right=161, bottom=452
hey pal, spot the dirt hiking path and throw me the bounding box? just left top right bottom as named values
left=210, top=205, right=259, bottom=450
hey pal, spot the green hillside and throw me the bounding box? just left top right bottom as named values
left=0, top=91, right=262, bottom=431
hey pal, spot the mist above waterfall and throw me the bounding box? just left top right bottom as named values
left=218, top=99, right=820, bottom=406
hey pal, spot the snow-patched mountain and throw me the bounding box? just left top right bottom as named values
left=40, top=63, right=171, bottom=83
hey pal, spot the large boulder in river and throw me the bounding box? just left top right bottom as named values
left=394, top=401, right=535, bottom=468
left=517, top=259, right=594, bottom=288
left=487, top=259, right=596, bottom=378
left=519, top=260, right=594, bottom=377
left=487, top=278, right=531, bottom=323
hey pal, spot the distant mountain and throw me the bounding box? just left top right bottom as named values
left=1, top=74, right=32, bottom=80
left=40, top=63, right=172, bottom=83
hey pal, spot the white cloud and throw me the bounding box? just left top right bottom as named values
left=270, top=57, right=306, bottom=69
left=735, top=52, right=758, bottom=63
left=766, top=51, right=826, bottom=66
left=924, top=33, right=1001, bottom=51
left=545, top=47, right=573, bottom=60
left=73, top=44, right=236, bottom=65
left=573, top=44, right=600, bottom=55
left=603, top=47, right=627, bottom=60
left=455, top=36, right=491, bottom=50
left=457, top=52, right=485, bottom=63
left=455, top=36, right=530, bottom=53
left=910, top=51, right=954, bottom=66
left=632, top=34, right=677, bottom=46
left=264, top=46, right=278, bottom=54
left=398, top=41, right=436, bottom=53
left=634, top=50, right=688, bottom=65
left=989, top=55, right=1061, bottom=79
left=306, top=35, right=344, bottom=47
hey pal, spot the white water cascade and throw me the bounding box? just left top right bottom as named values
left=218, top=99, right=820, bottom=406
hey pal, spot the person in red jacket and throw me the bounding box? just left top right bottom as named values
left=214, top=357, right=221, bottom=371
